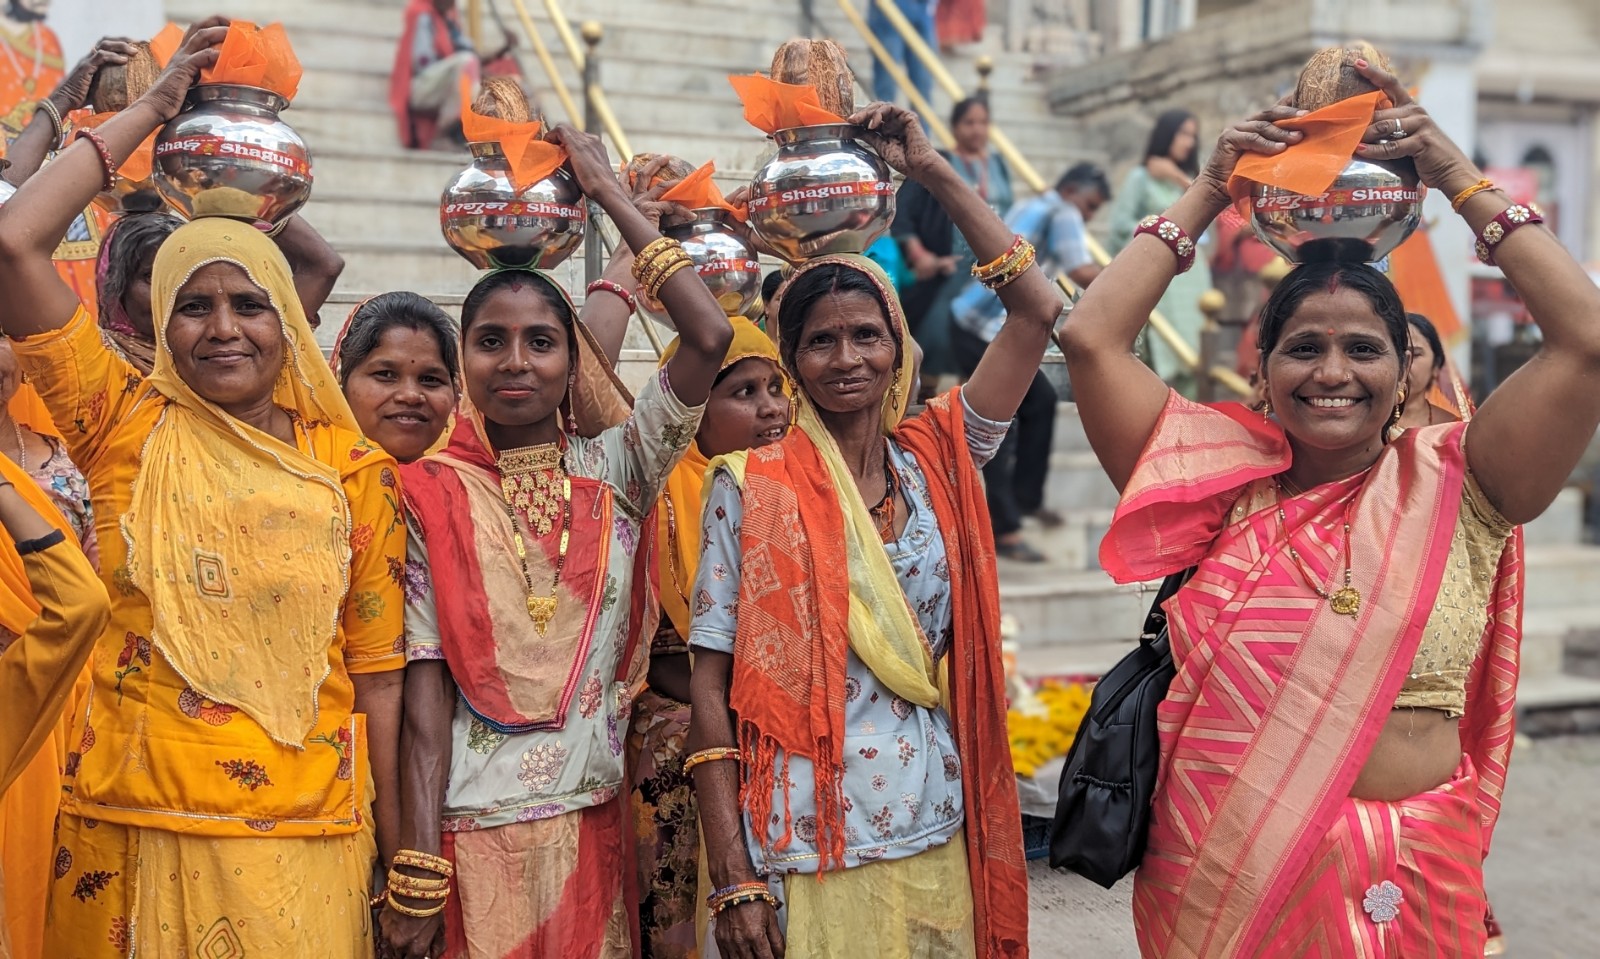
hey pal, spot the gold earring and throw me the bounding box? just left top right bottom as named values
left=1385, top=390, right=1407, bottom=444
left=889, top=370, right=904, bottom=409
left=1260, top=397, right=1272, bottom=419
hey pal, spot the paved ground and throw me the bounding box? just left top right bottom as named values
left=1028, top=734, right=1600, bottom=956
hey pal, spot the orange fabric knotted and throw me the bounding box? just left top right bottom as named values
left=1228, top=91, right=1383, bottom=204
left=148, top=22, right=183, bottom=67
left=200, top=20, right=303, bottom=100
left=728, top=74, right=844, bottom=134
left=457, top=74, right=566, bottom=191
left=659, top=160, right=746, bottom=221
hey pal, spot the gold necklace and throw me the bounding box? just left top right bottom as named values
left=498, top=444, right=571, bottom=635
left=1276, top=482, right=1360, bottom=616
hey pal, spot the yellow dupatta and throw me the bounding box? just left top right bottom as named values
left=654, top=316, right=786, bottom=641
left=121, top=219, right=361, bottom=748
left=715, top=254, right=938, bottom=709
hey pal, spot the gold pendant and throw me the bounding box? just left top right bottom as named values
left=527, top=594, right=557, bottom=635
left=1330, top=586, right=1362, bottom=616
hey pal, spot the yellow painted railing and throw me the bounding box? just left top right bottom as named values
left=851, top=0, right=1251, bottom=398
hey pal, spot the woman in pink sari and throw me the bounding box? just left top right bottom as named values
left=1059, top=61, right=1600, bottom=957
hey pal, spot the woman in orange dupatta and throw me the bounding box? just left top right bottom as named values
left=1060, top=61, right=1600, bottom=957
left=686, top=102, right=1060, bottom=959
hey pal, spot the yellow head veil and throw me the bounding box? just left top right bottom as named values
left=123, top=218, right=362, bottom=748
left=655, top=316, right=787, bottom=641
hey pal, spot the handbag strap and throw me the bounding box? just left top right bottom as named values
left=1138, top=569, right=1193, bottom=649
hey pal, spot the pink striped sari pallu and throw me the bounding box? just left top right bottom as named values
left=1102, top=394, right=1520, bottom=958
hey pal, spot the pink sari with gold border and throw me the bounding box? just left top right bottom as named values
left=1102, top=393, right=1521, bottom=958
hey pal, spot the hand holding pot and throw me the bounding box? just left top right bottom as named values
left=1194, top=98, right=1304, bottom=207
left=848, top=102, right=943, bottom=182
left=50, top=37, right=138, bottom=114
left=1351, top=59, right=1479, bottom=196
left=139, top=17, right=229, bottom=122
left=545, top=123, right=621, bottom=205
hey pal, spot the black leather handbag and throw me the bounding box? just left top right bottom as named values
left=1048, top=569, right=1192, bottom=888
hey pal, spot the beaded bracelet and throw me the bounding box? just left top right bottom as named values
left=74, top=129, right=117, bottom=192
left=1133, top=215, right=1197, bottom=275
left=645, top=257, right=695, bottom=302
left=683, top=746, right=741, bottom=774
left=586, top=278, right=637, bottom=313
left=33, top=99, right=64, bottom=148
left=1450, top=178, right=1496, bottom=213
left=1474, top=203, right=1544, bottom=266
left=706, top=880, right=769, bottom=904
left=391, top=849, right=454, bottom=878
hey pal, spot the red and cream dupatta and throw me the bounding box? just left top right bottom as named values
left=1102, top=393, right=1521, bottom=958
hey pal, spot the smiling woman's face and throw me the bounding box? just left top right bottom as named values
left=164, top=261, right=285, bottom=412
left=791, top=291, right=898, bottom=418
left=1262, top=288, right=1404, bottom=453
left=460, top=284, right=572, bottom=438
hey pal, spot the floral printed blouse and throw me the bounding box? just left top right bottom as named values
left=690, top=392, right=1009, bottom=875
left=405, top=369, right=704, bottom=831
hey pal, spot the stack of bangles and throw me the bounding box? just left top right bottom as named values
left=706, top=880, right=780, bottom=917
left=970, top=235, right=1037, bottom=290
left=631, top=237, right=695, bottom=303
left=375, top=849, right=455, bottom=918
left=682, top=746, right=740, bottom=774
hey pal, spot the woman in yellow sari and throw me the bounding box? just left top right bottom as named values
left=0, top=29, right=406, bottom=957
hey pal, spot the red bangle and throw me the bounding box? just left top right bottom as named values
left=1474, top=203, right=1545, bottom=266
left=74, top=128, right=117, bottom=192
left=1134, top=214, right=1197, bottom=274
left=586, top=279, right=637, bottom=313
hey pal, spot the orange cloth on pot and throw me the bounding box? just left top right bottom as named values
left=659, top=160, right=745, bottom=221
left=200, top=21, right=303, bottom=101
left=1228, top=91, right=1383, bottom=203
left=456, top=74, right=566, bottom=191
left=728, top=74, right=843, bottom=134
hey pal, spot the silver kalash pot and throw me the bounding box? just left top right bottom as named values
left=441, top=142, right=586, bottom=270
left=746, top=123, right=894, bottom=264
left=1249, top=159, right=1422, bottom=263
left=153, top=83, right=313, bottom=224
left=664, top=209, right=762, bottom=317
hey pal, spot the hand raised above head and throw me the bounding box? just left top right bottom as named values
left=848, top=102, right=943, bottom=182
left=1350, top=59, right=1479, bottom=196
left=51, top=37, right=139, bottom=113
left=140, top=20, right=230, bottom=122
left=1195, top=98, right=1306, bottom=203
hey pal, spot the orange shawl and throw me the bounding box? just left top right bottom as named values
left=728, top=390, right=1028, bottom=957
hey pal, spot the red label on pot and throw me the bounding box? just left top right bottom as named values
left=695, top=257, right=761, bottom=275
left=442, top=200, right=586, bottom=220
left=747, top=180, right=894, bottom=213
left=155, top=135, right=311, bottom=177
left=1253, top=186, right=1420, bottom=212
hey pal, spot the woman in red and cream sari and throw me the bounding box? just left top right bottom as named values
left=1060, top=61, right=1600, bottom=957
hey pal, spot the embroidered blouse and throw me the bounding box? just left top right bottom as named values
left=404, top=369, right=704, bottom=830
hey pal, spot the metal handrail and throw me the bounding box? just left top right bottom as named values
left=502, top=0, right=583, bottom=126
left=539, top=0, right=634, bottom=159
left=862, top=0, right=1250, bottom=398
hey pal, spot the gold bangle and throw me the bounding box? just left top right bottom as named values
left=683, top=746, right=741, bottom=774
left=971, top=235, right=1027, bottom=280
left=645, top=257, right=696, bottom=302
left=388, top=882, right=451, bottom=901
left=631, top=237, right=683, bottom=282
left=391, top=849, right=454, bottom=878
left=635, top=249, right=689, bottom=292
left=980, top=244, right=1037, bottom=290
left=1451, top=179, right=1496, bottom=213
left=387, top=871, right=451, bottom=896
left=386, top=895, right=448, bottom=918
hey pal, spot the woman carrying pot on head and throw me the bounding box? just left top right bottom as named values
left=380, top=126, right=732, bottom=959
left=1107, top=108, right=1213, bottom=395
left=0, top=23, right=409, bottom=956
left=688, top=102, right=1059, bottom=959
left=94, top=209, right=346, bottom=376
left=1060, top=58, right=1600, bottom=957
left=631, top=318, right=791, bottom=959
left=332, top=292, right=462, bottom=465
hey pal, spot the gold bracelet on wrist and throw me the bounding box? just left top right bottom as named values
left=391, top=849, right=453, bottom=878
left=386, top=895, right=448, bottom=919
left=631, top=237, right=683, bottom=282
left=638, top=253, right=693, bottom=300
left=634, top=249, right=686, bottom=290
left=645, top=257, right=695, bottom=301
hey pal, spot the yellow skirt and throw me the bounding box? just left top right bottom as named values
left=43, top=812, right=376, bottom=958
